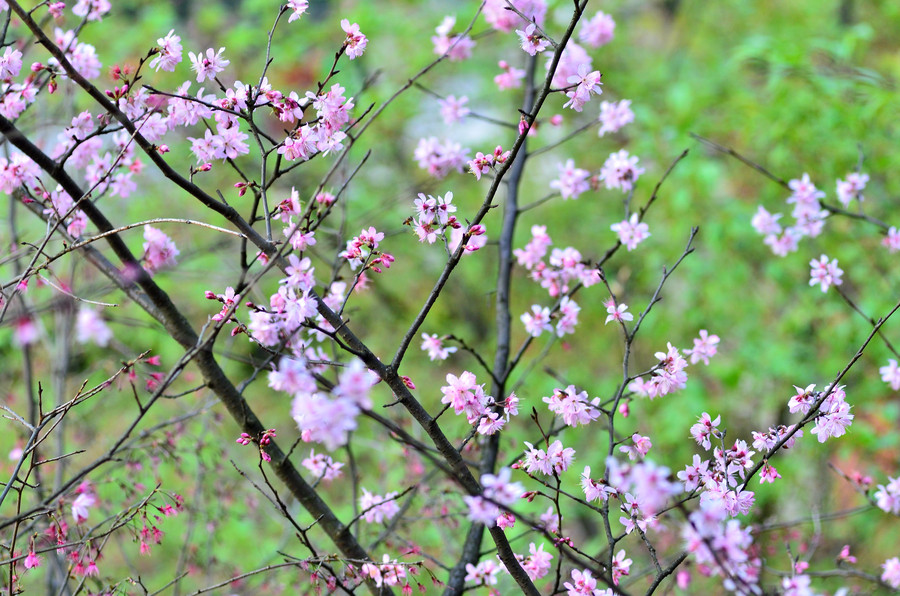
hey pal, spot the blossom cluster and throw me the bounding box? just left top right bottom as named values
left=439, top=371, right=518, bottom=436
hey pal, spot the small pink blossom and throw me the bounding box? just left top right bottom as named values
left=604, top=298, right=633, bottom=325
left=516, top=24, right=550, bottom=56
left=883, top=227, right=900, bottom=253
left=494, top=60, right=525, bottom=90
left=600, top=149, right=644, bottom=192
left=286, top=0, right=309, bottom=22
left=438, top=94, right=469, bottom=124
left=809, top=254, right=843, bottom=292
left=521, top=305, right=553, bottom=337
left=142, top=225, right=179, bottom=274
left=150, top=30, right=182, bottom=72
left=421, top=333, right=457, bottom=361
left=341, top=19, right=367, bottom=59
left=188, top=47, right=229, bottom=82
left=880, top=359, right=900, bottom=390
left=610, top=213, right=650, bottom=251
left=579, top=11, right=615, bottom=48
left=550, top=159, right=590, bottom=199
left=598, top=99, right=633, bottom=136
left=685, top=330, right=719, bottom=365
left=24, top=551, right=41, bottom=569
left=883, top=558, right=900, bottom=589
left=836, top=172, right=868, bottom=206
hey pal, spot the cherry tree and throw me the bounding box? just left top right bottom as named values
left=1, top=1, right=899, bottom=595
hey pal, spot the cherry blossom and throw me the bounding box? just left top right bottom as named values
left=880, top=359, right=900, bottom=390
left=685, top=329, right=719, bottom=365
left=340, top=19, right=367, bottom=59
left=438, top=94, right=469, bottom=124
left=483, top=0, right=546, bottom=33
left=414, top=136, right=470, bottom=178
left=874, top=477, right=900, bottom=514
left=188, top=47, right=229, bottom=82
left=150, top=30, right=182, bottom=72
left=599, top=149, right=644, bottom=192
left=521, top=304, right=553, bottom=337
left=431, top=16, right=475, bottom=61
left=516, top=24, right=550, bottom=56
left=543, top=385, right=601, bottom=427
left=494, top=60, right=525, bottom=90
left=142, top=225, right=179, bottom=274
left=563, top=63, right=603, bottom=112
left=564, top=568, right=612, bottom=596
left=751, top=205, right=782, bottom=236
left=75, top=307, right=112, bottom=346
left=518, top=542, right=553, bottom=581
left=582, top=466, right=616, bottom=503
left=809, top=254, right=843, bottom=292
left=883, top=227, right=900, bottom=253
left=550, top=159, right=590, bottom=199
left=0, top=46, right=22, bottom=79
left=598, top=99, right=633, bottom=136
left=23, top=550, right=41, bottom=569
left=604, top=298, right=633, bottom=325
left=835, top=172, right=868, bottom=206
left=610, top=213, right=650, bottom=251
left=286, top=0, right=309, bottom=22
left=359, top=488, right=400, bottom=523
left=611, top=549, right=632, bottom=585
left=72, top=0, right=111, bottom=21
left=579, top=11, right=616, bottom=48
left=882, top=558, right=900, bottom=589
left=421, top=333, right=457, bottom=361
left=690, top=412, right=721, bottom=450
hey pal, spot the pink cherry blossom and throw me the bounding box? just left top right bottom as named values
left=610, top=213, right=650, bottom=251
left=880, top=359, right=900, bottom=390
left=598, top=99, right=633, bottom=136
left=883, top=227, right=900, bottom=253
left=521, top=304, right=553, bottom=337
left=142, top=225, right=179, bottom=274
left=286, top=0, right=309, bottom=22
left=438, top=94, right=469, bottom=124
left=75, top=307, right=112, bottom=346
left=563, top=63, right=603, bottom=112
left=809, top=254, right=843, bottom=292
left=149, top=30, right=182, bottom=72
left=882, top=558, right=900, bottom=589
left=543, top=385, right=600, bottom=427
left=690, top=412, right=721, bottom=450
left=550, top=159, right=590, bottom=199
left=340, top=19, right=367, bottom=59
left=431, top=16, right=475, bottom=61
left=835, top=172, right=868, bottom=206
left=24, top=550, right=41, bottom=569
left=516, top=24, right=550, bottom=56
left=483, top=0, right=546, bottom=32
left=579, top=11, right=615, bottom=48
left=604, top=298, right=633, bottom=325
left=599, top=149, right=644, bottom=192
left=0, top=46, right=23, bottom=79
left=494, top=60, right=525, bottom=90
left=188, top=47, right=229, bottom=82
left=751, top=205, right=782, bottom=236
left=685, top=329, right=719, bottom=365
